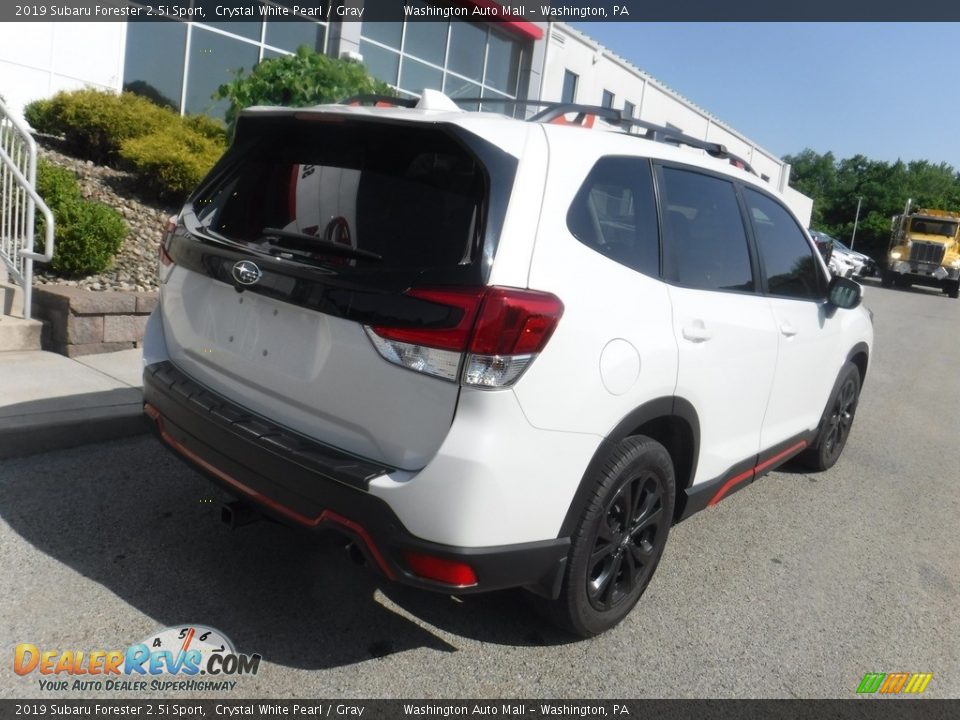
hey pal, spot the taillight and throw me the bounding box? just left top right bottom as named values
left=364, top=286, right=563, bottom=388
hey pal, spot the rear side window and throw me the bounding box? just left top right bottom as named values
left=567, top=157, right=659, bottom=277
left=744, top=188, right=826, bottom=301
left=659, top=167, right=754, bottom=292
left=192, top=118, right=487, bottom=273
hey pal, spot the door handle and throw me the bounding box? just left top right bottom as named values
left=780, top=322, right=798, bottom=337
left=682, top=321, right=712, bottom=343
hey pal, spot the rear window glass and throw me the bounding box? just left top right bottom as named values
left=191, top=117, right=487, bottom=271
left=567, top=157, right=659, bottom=277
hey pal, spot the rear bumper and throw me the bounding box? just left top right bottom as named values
left=143, top=361, right=569, bottom=596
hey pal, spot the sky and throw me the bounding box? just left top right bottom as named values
left=574, top=23, right=960, bottom=169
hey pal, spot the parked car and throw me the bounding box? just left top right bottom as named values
left=830, top=250, right=858, bottom=278
left=809, top=229, right=834, bottom=264
left=142, top=93, right=874, bottom=636
left=833, top=239, right=877, bottom=277
left=809, top=230, right=876, bottom=277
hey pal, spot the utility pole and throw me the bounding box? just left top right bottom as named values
left=850, top=196, right=863, bottom=250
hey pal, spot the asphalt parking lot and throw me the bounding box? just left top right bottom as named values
left=2, top=279, right=958, bottom=699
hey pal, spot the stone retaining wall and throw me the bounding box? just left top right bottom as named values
left=32, top=286, right=157, bottom=357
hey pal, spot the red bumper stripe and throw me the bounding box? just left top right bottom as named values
left=144, top=403, right=396, bottom=581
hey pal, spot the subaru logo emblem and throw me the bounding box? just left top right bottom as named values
left=232, top=260, right=262, bottom=286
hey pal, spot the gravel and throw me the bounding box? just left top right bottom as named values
left=34, top=138, right=178, bottom=293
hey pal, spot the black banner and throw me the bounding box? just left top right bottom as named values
left=4, top=0, right=960, bottom=22
left=0, top=700, right=958, bottom=720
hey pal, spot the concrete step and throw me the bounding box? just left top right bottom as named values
left=1, top=281, right=25, bottom=317
left=0, top=316, right=43, bottom=351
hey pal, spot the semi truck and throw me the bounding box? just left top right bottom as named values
left=883, top=200, right=960, bottom=298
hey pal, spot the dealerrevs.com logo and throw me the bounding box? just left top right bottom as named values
left=14, top=625, right=260, bottom=693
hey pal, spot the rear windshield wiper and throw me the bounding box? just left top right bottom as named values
left=261, top=227, right=382, bottom=262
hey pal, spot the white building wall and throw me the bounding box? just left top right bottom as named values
left=783, top=186, right=814, bottom=227
left=0, top=22, right=126, bottom=123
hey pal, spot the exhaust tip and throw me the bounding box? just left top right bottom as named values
left=221, top=500, right=262, bottom=529
left=345, top=542, right=366, bottom=566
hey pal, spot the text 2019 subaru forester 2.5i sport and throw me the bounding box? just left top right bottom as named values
left=142, top=92, right=873, bottom=636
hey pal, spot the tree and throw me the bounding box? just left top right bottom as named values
left=783, top=148, right=838, bottom=228
left=785, top=148, right=960, bottom=260
left=214, top=46, right=394, bottom=135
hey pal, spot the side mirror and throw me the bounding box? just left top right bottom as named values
left=827, top=275, right=862, bottom=309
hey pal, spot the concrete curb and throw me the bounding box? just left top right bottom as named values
left=0, top=402, right=149, bottom=460
left=0, top=348, right=148, bottom=460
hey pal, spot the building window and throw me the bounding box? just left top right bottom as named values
left=601, top=90, right=614, bottom=108
left=623, top=101, right=635, bottom=117
left=185, top=26, right=260, bottom=117
left=562, top=70, right=578, bottom=103
left=123, top=19, right=186, bottom=110
left=123, top=3, right=327, bottom=120
left=359, top=16, right=528, bottom=108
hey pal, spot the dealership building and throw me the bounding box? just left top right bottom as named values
left=0, top=3, right=812, bottom=222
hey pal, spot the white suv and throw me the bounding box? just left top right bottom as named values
left=142, top=93, right=873, bottom=636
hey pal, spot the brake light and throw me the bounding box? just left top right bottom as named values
left=370, top=288, right=486, bottom=352
left=364, top=286, right=563, bottom=387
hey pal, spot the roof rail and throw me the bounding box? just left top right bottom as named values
left=335, top=95, right=759, bottom=177
left=449, top=98, right=759, bottom=176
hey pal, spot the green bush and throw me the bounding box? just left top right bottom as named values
left=24, top=98, right=58, bottom=135
left=35, top=159, right=127, bottom=276
left=214, top=46, right=394, bottom=134
left=48, top=200, right=127, bottom=276
left=119, top=125, right=226, bottom=202
left=182, top=113, right=228, bottom=143
left=24, top=89, right=173, bottom=163
left=25, top=88, right=228, bottom=202
left=35, top=160, right=82, bottom=209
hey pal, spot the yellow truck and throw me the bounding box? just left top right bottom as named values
left=883, top=202, right=960, bottom=298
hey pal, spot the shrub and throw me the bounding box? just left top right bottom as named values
left=24, top=98, right=58, bottom=135
left=182, top=114, right=228, bottom=143
left=34, top=159, right=128, bottom=277
left=214, top=46, right=394, bottom=134
left=48, top=200, right=127, bottom=276
left=24, top=89, right=173, bottom=163
left=35, top=160, right=82, bottom=209
left=119, top=125, right=226, bottom=202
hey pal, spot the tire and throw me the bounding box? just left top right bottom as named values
left=947, top=281, right=959, bottom=299
left=533, top=436, right=675, bottom=637
left=881, top=270, right=894, bottom=288
left=799, top=362, right=861, bottom=472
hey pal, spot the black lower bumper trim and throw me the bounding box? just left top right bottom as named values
left=143, top=361, right=569, bottom=596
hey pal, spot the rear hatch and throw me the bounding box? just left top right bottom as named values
left=159, top=110, right=518, bottom=470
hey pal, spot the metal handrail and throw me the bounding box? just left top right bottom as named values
left=0, top=97, right=54, bottom=319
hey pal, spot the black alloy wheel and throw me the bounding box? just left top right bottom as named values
left=800, top=361, right=862, bottom=471
left=821, top=374, right=858, bottom=467
left=531, top=435, right=675, bottom=637
left=587, top=472, right=665, bottom=611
